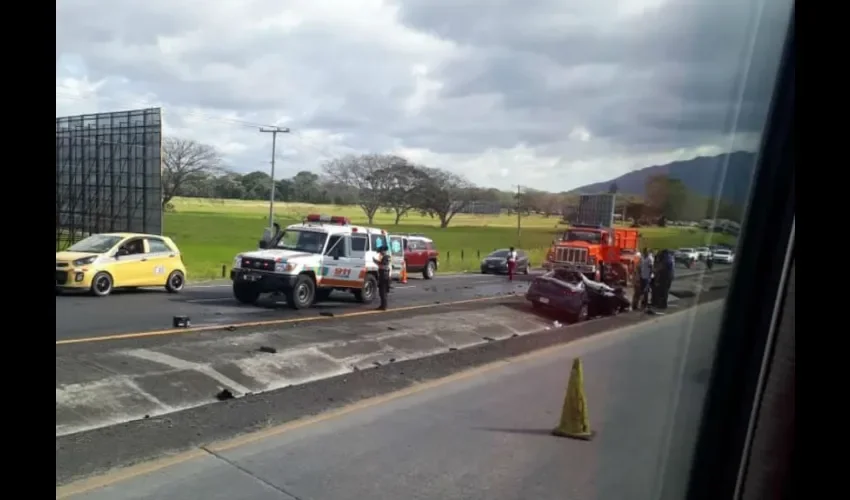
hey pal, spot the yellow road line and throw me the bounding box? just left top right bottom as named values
left=56, top=295, right=511, bottom=346
left=56, top=301, right=712, bottom=498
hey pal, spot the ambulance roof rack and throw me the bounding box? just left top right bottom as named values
left=397, top=233, right=428, bottom=238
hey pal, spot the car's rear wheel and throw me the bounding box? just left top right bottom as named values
left=354, top=274, right=377, bottom=304
left=90, top=272, right=113, bottom=297
left=165, top=270, right=185, bottom=293
left=423, top=260, right=435, bottom=279
left=233, top=283, right=261, bottom=304
left=569, top=303, right=589, bottom=323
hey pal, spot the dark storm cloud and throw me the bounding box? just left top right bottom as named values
left=57, top=0, right=793, bottom=191
left=396, top=0, right=793, bottom=152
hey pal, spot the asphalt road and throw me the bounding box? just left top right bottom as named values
left=55, top=273, right=528, bottom=341
left=56, top=265, right=723, bottom=341
left=61, top=299, right=724, bottom=500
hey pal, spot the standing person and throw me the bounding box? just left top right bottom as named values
left=639, top=247, right=655, bottom=310
left=373, top=245, right=391, bottom=310
left=653, top=249, right=672, bottom=309
left=664, top=248, right=675, bottom=307
left=507, top=246, right=518, bottom=281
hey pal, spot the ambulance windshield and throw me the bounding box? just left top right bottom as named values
left=275, top=229, right=328, bottom=254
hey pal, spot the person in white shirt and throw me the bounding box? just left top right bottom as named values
left=637, top=248, right=654, bottom=309
left=507, top=246, right=518, bottom=281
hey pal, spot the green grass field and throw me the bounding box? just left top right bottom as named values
left=164, top=197, right=736, bottom=280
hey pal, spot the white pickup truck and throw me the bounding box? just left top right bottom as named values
left=674, top=248, right=699, bottom=267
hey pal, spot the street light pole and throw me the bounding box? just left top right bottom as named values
left=259, top=126, right=290, bottom=231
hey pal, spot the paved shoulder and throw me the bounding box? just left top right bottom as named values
left=62, top=301, right=725, bottom=500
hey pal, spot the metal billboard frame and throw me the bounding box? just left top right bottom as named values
left=56, top=108, right=163, bottom=250
left=576, top=193, right=617, bottom=227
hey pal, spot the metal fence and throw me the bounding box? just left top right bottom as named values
left=56, top=108, right=163, bottom=250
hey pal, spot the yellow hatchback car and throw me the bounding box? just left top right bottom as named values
left=55, top=233, right=188, bottom=297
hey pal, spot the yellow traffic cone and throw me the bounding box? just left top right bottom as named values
left=552, top=358, right=594, bottom=440
left=400, top=261, right=408, bottom=284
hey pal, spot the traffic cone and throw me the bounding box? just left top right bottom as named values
left=552, top=358, right=594, bottom=440
left=400, top=262, right=408, bottom=284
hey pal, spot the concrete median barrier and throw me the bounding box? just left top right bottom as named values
left=56, top=302, right=554, bottom=437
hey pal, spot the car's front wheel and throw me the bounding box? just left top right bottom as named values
left=285, top=274, right=316, bottom=310
left=90, top=272, right=113, bottom=297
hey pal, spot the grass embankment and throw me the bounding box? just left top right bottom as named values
left=165, top=197, right=736, bottom=280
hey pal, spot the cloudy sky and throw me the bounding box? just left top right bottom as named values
left=56, top=0, right=792, bottom=192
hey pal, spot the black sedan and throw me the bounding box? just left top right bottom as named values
left=480, top=249, right=531, bottom=274
left=526, top=269, right=589, bottom=322
left=526, top=269, right=631, bottom=322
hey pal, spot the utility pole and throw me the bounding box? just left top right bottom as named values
left=516, top=184, right=522, bottom=246
left=259, top=126, right=290, bottom=231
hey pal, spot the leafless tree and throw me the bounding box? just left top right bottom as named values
left=414, top=167, right=475, bottom=228
left=322, top=153, right=405, bottom=224
left=162, top=137, right=224, bottom=208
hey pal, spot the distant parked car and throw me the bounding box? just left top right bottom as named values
left=480, top=249, right=531, bottom=275
left=711, top=248, right=735, bottom=264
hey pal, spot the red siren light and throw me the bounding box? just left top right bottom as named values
left=304, top=214, right=351, bottom=225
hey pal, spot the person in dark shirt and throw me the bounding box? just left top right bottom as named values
left=654, top=249, right=675, bottom=308
left=373, top=246, right=391, bottom=310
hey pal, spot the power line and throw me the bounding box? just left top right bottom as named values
left=259, top=126, right=290, bottom=230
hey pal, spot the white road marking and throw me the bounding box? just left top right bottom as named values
left=122, top=349, right=253, bottom=396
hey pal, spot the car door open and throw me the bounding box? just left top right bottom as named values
left=388, top=236, right=404, bottom=279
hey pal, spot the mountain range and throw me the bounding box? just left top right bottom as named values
left=570, top=151, right=758, bottom=206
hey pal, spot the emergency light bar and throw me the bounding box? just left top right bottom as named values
left=303, top=214, right=351, bottom=225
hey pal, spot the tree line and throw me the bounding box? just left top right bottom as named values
left=162, top=137, right=742, bottom=228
